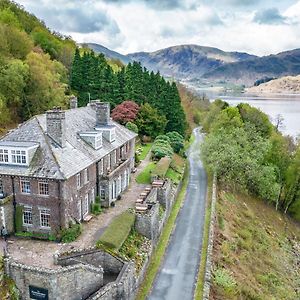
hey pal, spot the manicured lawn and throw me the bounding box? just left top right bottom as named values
left=136, top=164, right=189, bottom=299
left=96, top=211, right=135, bottom=250
left=136, top=143, right=153, bottom=161
left=136, top=162, right=156, bottom=184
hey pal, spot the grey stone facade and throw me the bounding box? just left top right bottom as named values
left=0, top=102, right=137, bottom=235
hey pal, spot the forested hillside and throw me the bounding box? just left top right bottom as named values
left=0, top=0, right=187, bottom=137
left=0, top=0, right=77, bottom=134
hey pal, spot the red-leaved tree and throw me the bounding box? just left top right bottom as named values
left=111, top=100, right=140, bottom=124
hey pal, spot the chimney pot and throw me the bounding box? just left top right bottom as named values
left=70, top=96, right=78, bottom=109
left=46, top=108, right=66, bottom=147
left=95, top=102, right=110, bottom=127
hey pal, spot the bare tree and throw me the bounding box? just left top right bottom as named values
left=274, top=114, right=285, bottom=131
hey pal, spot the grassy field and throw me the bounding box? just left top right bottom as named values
left=211, top=191, right=300, bottom=299
left=96, top=211, right=135, bottom=250
left=136, top=164, right=189, bottom=300
left=136, top=162, right=156, bottom=184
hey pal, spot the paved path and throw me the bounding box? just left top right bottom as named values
left=148, top=127, right=207, bottom=300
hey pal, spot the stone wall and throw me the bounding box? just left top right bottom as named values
left=55, top=247, right=124, bottom=274
left=4, top=255, right=104, bottom=300
left=203, top=175, right=217, bottom=300
left=135, top=203, right=160, bottom=240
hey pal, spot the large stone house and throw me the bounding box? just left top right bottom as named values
left=0, top=100, right=137, bottom=235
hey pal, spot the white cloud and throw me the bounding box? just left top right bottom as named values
left=15, top=0, right=300, bottom=56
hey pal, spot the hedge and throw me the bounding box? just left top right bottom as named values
left=96, top=211, right=135, bottom=250
left=151, top=157, right=172, bottom=179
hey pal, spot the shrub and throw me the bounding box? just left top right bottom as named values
left=126, top=121, right=138, bottom=134
left=91, top=202, right=101, bottom=215
left=151, top=157, right=172, bottom=179
left=15, top=205, right=23, bottom=232
left=61, top=223, right=82, bottom=243
left=151, top=138, right=174, bottom=159
left=166, top=131, right=184, bottom=153
left=214, top=268, right=237, bottom=295
left=96, top=211, right=135, bottom=250
left=95, top=196, right=100, bottom=204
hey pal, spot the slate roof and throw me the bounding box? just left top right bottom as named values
left=0, top=106, right=137, bottom=180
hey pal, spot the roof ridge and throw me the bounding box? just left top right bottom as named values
left=34, top=116, right=66, bottom=180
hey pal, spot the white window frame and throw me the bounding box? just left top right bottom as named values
left=20, top=179, right=31, bottom=194
left=84, top=168, right=89, bottom=184
left=117, top=176, right=121, bottom=195
left=39, top=208, right=50, bottom=228
left=77, top=173, right=81, bottom=189
left=107, top=155, right=111, bottom=171
left=98, top=159, right=104, bottom=175
left=0, top=149, right=9, bottom=163
left=100, top=186, right=106, bottom=200
left=38, top=180, right=49, bottom=196
left=23, top=206, right=33, bottom=226
left=90, top=188, right=95, bottom=204
left=12, top=149, right=27, bottom=164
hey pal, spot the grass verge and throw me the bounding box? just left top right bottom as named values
left=194, top=174, right=213, bottom=300
left=136, top=164, right=190, bottom=300
left=136, top=162, right=156, bottom=184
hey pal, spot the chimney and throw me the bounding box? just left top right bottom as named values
left=70, top=96, right=78, bottom=109
left=46, top=108, right=66, bottom=147
left=95, top=102, right=110, bottom=127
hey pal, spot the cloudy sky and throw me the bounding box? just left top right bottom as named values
left=16, top=0, right=300, bottom=56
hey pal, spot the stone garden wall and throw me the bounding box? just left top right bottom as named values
left=203, top=175, right=217, bottom=300
left=4, top=255, right=104, bottom=300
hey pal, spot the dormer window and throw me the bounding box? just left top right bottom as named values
left=79, top=131, right=103, bottom=150
left=0, top=149, right=8, bottom=163
left=0, top=141, right=39, bottom=166
left=12, top=150, right=27, bottom=164
left=96, top=126, right=116, bottom=143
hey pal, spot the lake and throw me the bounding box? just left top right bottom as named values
left=195, top=88, right=300, bottom=138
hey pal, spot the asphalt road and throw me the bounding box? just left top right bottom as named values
left=148, top=127, right=208, bottom=300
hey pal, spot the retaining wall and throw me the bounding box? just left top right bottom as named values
left=203, top=175, right=217, bottom=300
left=4, top=255, right=104, bottom=300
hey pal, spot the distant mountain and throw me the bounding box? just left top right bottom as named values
left=127, top=44, right=256, bottom=79
left=203, top=49, right=300, bottom=86
left=82, top=43, right=131, bottom=64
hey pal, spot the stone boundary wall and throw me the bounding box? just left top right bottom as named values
left=54, top=247, right=124, bottom=274
left=4, top=255, right=104, bottom=300
left=203, top=175, right=217, bottom=300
